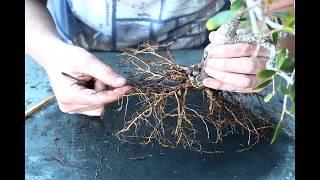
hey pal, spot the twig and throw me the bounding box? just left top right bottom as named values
left=44, top=156, right=65, bottom=165
left=130, top=155, right=154, bottom=161
left=25, top=95, right=55, bottom=118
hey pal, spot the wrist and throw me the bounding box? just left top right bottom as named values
left=26, top=35, right=69, bottom=70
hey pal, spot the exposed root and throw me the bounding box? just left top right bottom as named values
left=114, top=43, right=275, bottom=153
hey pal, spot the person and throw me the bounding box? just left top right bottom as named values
left=26, top=0, right=294, bottom=116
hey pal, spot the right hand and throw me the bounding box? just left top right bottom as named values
left=41, top=43, right=132, bottom=116
left=202, top=30, right=269, bottom=93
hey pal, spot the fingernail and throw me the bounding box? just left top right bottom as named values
left=114, top=86, right=132, bottom=95
left=126, top=87, right=134, bottom=94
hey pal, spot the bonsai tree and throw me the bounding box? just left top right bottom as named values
left=114, top=0, right=295, bottom=152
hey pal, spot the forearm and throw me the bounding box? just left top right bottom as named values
left=25, top=0, right=66, bottom=68
left=265, top=0, right=295, bottom=57
left=278, top=35, right=295, bottom=58
left=265, top=0, right=294, bottom=14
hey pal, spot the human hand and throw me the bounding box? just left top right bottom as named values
left=42, top=43, right=132, bottom=116
left=202, top=29, right=269, bottom=93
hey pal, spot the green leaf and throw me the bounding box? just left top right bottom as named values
left=290, top=103, right=295, bottom=113
left=272, top=31, right=279, bottom=45
left=284, top=13, right=295, bottom=28
left=276, top=57, right=285, bottom=69
left=283, top=26, right=294, bottom=33
left=276, top=49, right=286, bottom=69
left=206, top=10, right=236, bottom=30
left=280, top=58, right=295, bottom=72
left=256, top=70, right=276, bottom=79
left=253, top=79, right=272, bottom=90
left=239, top=20, right=251, bottom=29
left=268, top=0, right=273, bottom=4
left=264, top=93, right=274, bottom=102
left=289, top=82, right=295, bottom=103
left=271, top=120, right=284, bottom=144
left=231, top=0, right=244, bottom=12
left=277, top=49, right=286, bottom=58
left=271, top=12, right=289, bottom=19
left=278, top=84, right=290, bottom=95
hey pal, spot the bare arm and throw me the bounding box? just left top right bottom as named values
left=25, top=0, right=131, bottom=116
left=25, top=0, right=64, bottom=68
left=265, top=0, right=294, bottom=14
left=266, top=0, right=295, bottom=57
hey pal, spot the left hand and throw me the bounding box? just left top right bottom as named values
left=202, top=30, right=269, bottom=93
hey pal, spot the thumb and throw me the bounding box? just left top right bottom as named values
left=209, top=30, right=226, bottom=45
left=236, top=28, right=251, bottom=35
left=83, top=57, right=127, bottom=88
left=208, top=31, right=217, bottom=43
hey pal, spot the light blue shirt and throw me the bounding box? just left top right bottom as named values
left=47, top=0, right=228, bottom=51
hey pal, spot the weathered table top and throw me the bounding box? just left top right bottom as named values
left=25, top=49, right=294, bottom=180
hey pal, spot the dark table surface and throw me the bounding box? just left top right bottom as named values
left=25, top=49, right=294, bottom=180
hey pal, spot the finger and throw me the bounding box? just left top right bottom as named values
left=203, top=78, right=262, bottom=93
left=266, top=0, right=294, bottom=12
left=60, top=104, right=103, bottom=114
left=78, top=107, right=105, bottom=116
left=203, top=68, right=260, bottom=88
left=204, top=43, right=214, bottom=55
left=82, top=56, right=127, bottom=87
left=208, top=31, right=217, bottom=42
left=207, top=43, right=269, bottom=58
left=74, top=85, right=133, bottom=105
left=236, top=28, right=251, bottom=35
left=60, top=84, right=132, bottom=105
left=94, top=80, right=107, bottom=91
left=205, top=57, right=267, bottom=74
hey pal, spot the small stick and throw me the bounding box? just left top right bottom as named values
left=25, top=95, right=55, bottom=118
left=44, top=156, right=65, bottom=165
left=130, top=154, right=154, bottom=161
left=61, top=72, right=95, bottom=89
left=99, top=155, right=103, bottom=163
left=61, top=72, right=89, bottom=87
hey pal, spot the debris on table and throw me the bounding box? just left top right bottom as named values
left=130, top=154, right=154, bottom=161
